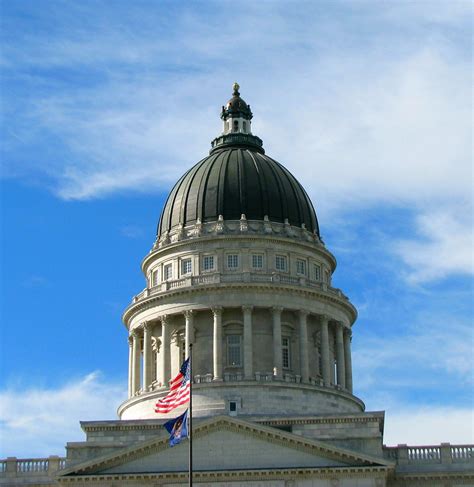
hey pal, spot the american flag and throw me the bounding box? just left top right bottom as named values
left=155, top=358, right=190, bottom=414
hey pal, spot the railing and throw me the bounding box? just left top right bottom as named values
left=0, top=457, right=66, bottom=478
left=133, top=272, right=348, bottom=304
left=452, top=445, right=474, bottom=462
left=383, top=444, right=474, bottom=465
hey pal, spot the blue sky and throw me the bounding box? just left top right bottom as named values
left=0, top=0, right=472, bottom=457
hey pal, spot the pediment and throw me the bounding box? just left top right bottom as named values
left=59, top=415, right=392, bottom=479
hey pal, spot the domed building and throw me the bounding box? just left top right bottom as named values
left=118, top=82, right=360, bottom=422
left=2, top=84, right=473, bottom=487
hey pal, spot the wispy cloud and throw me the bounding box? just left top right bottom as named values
left=353, top=314, right=473, bottom=396
left=22, top=275, right=49, bottom=288
left=0, top=373, right=126, bottom=458
left=393, top=208, right=473, bottom=284
left=2, top=3, right=470, bottom=210
left=119, top=224, right=145, bottom=239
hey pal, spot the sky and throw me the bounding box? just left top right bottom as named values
left=0, top=0, right=472, bottom=458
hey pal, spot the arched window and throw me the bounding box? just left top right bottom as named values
left=233, top=120, right=239, bottom=132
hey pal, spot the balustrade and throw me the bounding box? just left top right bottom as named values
left=382, top=444, right=474, bottom=465
left=0, top=457, right=66, bottom=478
left=133, top=271, right=348, bottom=305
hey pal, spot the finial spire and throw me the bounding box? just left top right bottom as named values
left=233, top=82, right=240, bottom=96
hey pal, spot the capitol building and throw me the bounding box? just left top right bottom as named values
left=2, top=84, right=473, bottom=487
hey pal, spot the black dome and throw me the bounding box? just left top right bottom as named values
left=157, top=146, right=319, bottom=238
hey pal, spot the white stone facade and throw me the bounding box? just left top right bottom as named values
left=119, top=219, right=358, bottom=421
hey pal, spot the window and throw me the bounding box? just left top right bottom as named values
left=243, top=121, right=247, bottom=132
left=233, top=120, right=239, bottom=132
left=229, top=401, right=237, bottom=412
left=227, top=335, right=242, bottom=366
left=151, top=269, right=158, bottom=287
left=181, top=258, right=192, bottom=275
left=164, top=263, right=173, bottom=280
left=296, top=259, right=306, bottom=275
left=275, top=255, right=287, bottom=271
left=252, top=254, right=263, bottom=269
left=313, top=264, right=321, bottom=281
left=203, top=255, right=215, bottom=271
left=282, top=337, right=291, bottom=369
left=227, top=254, right=239, bottom=269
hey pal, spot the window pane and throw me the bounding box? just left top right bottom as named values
left=227, top=254, right=238, bottom=269
left=297, top=259, right=306, bottom=275
left=203, top=256, right=214, bottom=271
left=182, top=259, right=192, bottom=275
left=276, top=255, right=287, bottom=271
left=227, top=335, right=242, bottom=366
left=252, top=254, right=263, bottom=268
left=282, top=337, right=290, bottom=369
left=164, top=264, right=173, bottom=280
left=313, top=264, right=321, bottom=281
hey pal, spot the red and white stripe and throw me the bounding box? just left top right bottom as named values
left=155, top=371, right=190, bottom=414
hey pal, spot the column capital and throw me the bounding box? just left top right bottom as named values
left=242, top=305, right=254, bottom=313
left=272, top=306, right=283, bottom=315
left=131, top=329, right=141, bottom=338
left=320, top=314, right=330, bottom=324
left=143, top=321, right=153, bottom=332
left=211, top=306, right=223, bottom=316
left=160, top=314, right=169, bottom=325
left=184, top=310, right=194, bottom=319
left=298, top=309, right=309, bottom=318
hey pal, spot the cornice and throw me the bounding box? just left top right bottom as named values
left=122, top=281, right=357, bottom=325
left=57, top=466, right=392, bottom=483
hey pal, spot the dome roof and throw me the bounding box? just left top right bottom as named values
left=158, top=149, right=319, bottom=238
left=157, top=85, right=319, bottom=238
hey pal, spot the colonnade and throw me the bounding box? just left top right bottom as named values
left=127, top=307, right=353, bottom=398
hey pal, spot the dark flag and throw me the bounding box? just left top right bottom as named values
left=164, top=409, right=189, bottom=447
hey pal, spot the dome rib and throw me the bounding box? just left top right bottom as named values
left=157, top=146, right=320, bottom=238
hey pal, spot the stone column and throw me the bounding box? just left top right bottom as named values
left=212, top=307, right=223, bottom=380
left=131, top=329, right=141, bottom=394
left=320, top=315, right=331, bottom=387
left=184, top=310, right=194, bottom=356
left=128, top=335, right=133, bottom=398
left=329, top=332, right=336, bottom=385
left=298, top=310, right=309, bottom=383
left=161, top=316, right=171, bottom=387
left=344, top=329, right=353, bottom=393
left=335, top=322, right=346, bottom=389
left=142, top=322, right=153, bottom=391
left=242, top=306, right=253, bottom=379
left=272, top=307, right=283, bottom=378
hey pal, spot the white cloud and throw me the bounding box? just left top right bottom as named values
left=0, top=373, right=126, bottom=458
left=383, top=406, right=473, bottom=446
left=393, top=208, right=473, bottom=283
left=353, top=316, right=473, bottom=392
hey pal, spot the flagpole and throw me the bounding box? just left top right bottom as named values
left=188, top=343, right=193, bottom=487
